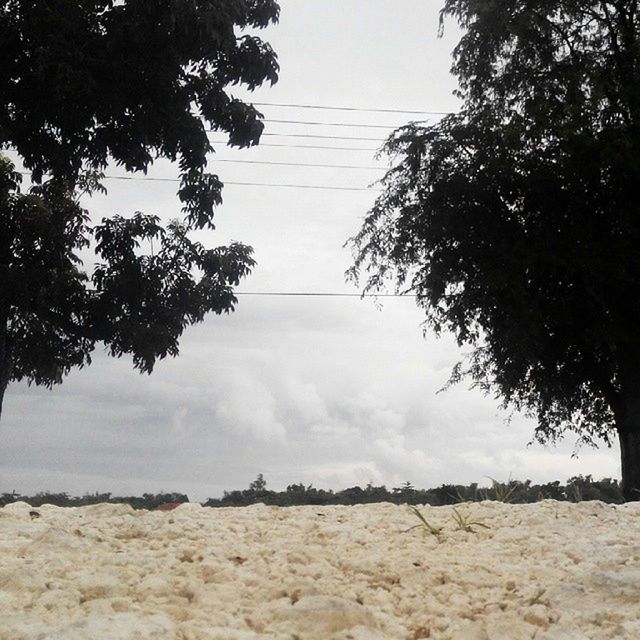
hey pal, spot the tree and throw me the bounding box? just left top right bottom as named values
left=249, top=473, right=267, bottom=492
left=349, top=1, right=640, bottom=500
left=0, top=0, right=280, bottom=418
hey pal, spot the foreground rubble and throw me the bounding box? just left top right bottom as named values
left=1, top=500, right=639, bottom=639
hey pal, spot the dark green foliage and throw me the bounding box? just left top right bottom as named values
left=0, top=162, right=93, bottom=388
left=201, top=474, right=624, bottom=507
left=0, top=491, right=189, bottom=509
left=348, top=1, right=640, bottom=499
left=392, top=480, right=416, bottom=497
left=90, top=213, right=253, bottom=373
left=564, top=474, right=624, bottom=503
left=0, top=0, right=279, bottom=184
left=249, top=473, right=267, bottom=492
left=0, top=1, right=279, bottom=415
left=1, top=476, right=624, bottom=509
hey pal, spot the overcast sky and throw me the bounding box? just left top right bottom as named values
left=1, top=1, right=620, bottom=501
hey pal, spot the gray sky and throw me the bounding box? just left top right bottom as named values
left=1, top=1, right=620, bottom=501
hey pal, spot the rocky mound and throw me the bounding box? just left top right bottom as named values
left=1, top=500, right=639, bottom=639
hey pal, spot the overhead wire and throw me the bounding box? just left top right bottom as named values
left=263, top=118, right=413, bottom=129
left=18, top=171, right=380, bottom=192
left=208, top=131, right=385, bottom=142
left=68, top=288, right=414, bottom=299
left=10, top=104, right=445, bottom=301
left=262, top=132, right=383, bottom=142
left=100, top=175, right=379, bottom=192
left=214, top=158, right=383, bottom=170
left=222, top=142, right=379, bottom=152
left=251, top=101, right=454, bottom=116
left=18, top=108, right=430, bottom=190
left=234, top=292, right=415, bottom=298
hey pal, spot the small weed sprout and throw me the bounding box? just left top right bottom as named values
left=486, top=476, right=520, bottom=503
left=571, top=484, right=583, bottom=503
left=404, top=506, right=443, bottom=538
left=451, top=507, right=490, bottom=533
left=455, top=483, right=484, bottom=503
left=528, top=587, right=548, bottom=606
left=404, top=506, right=490, bottom=539
left=454, top=488, right=468, bottom=503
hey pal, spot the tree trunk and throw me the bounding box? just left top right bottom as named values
left=619, top=426, right=640, bottom=501
left=616, top=355, right=640, bottom=501
left=617, top=385, right=640, bottom=501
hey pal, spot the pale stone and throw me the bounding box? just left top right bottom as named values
left=2, top=500, right=32, bottom=511
left=279, top=594, right=374, bottom=632
left=0, top=501, right=638, bottom=639
left=41, top=612, right=176, bottom=639
left=76, top=573, right=127, bottom=601
left=450, top=621, right=489, bottom=640
left=80, top=502, right=135, bottom=517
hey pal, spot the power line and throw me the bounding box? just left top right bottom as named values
left=264, top=118, right=406, bottom=130
left=61, top=287, right=414, bottom=299
left=104, top=175, right=378, bottom=192
left=225, top=141, right=379, bottom=152
left=252, top=101, right=454, bottom=116
left=209, top=131, right=384, bottom=142
left=263, top=132, right=383, bottom=142
left=235, top=291, right=415, bottom=298
left=19, top=171, right=380, bottom=192
left=214, top=158, right=382, bottom=170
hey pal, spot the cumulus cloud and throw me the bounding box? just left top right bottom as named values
left=274, top=461, right=385, bottom=490
left=1, top=306, right=621, bottom=502
left=216, top=383, right=286, bottom=443
left=370, top=434, right=441, bottom=481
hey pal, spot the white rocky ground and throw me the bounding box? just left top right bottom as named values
left=1, top=500, right=639, bottom=639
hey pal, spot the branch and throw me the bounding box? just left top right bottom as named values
left=531, top=10, right=578, bottom=60
left=600, top=1, right=640, bottom=125
left=581, top=351, right=620, bottom=417
left=600, top=1, right=625, bottom=66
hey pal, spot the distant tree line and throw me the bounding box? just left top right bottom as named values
left=1, top=474, right=624, bottom=509
left=202, top=474, right=623, bottom=507
left=0, top=491, right=189, bottom=510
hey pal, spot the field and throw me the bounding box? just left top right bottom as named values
left=1, top=500, right=639, bottom=639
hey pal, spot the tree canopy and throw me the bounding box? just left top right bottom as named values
left=0, top=0, right=279, bottom=417
left=349, top=0, right=640, bottom=498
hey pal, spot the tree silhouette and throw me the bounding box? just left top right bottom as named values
left=349, top=1, right=640, bottom=500
left=249, top=473, right=267, bottom=492
left=0, top=0, right=279, bottom=418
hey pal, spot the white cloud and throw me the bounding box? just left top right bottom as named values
left=370, top=434, right=441, bottom=479
left=277, top=461, right=385, bottom=489
left=215, top=373, right=287, bottom=443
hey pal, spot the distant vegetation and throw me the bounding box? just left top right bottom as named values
left=1, top=474, right=624, bottom=509
left=0, top=491, right=189, bottom=510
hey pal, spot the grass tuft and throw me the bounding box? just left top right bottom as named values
left=405, top=505, right=490, bottom=539
left=451, top=507, right=490, bottom=533
left=528, top=587, right=548, bottom=606
left=485, top=476, right=521, bottom=503
left=404, top=506, right=443, bottom=537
